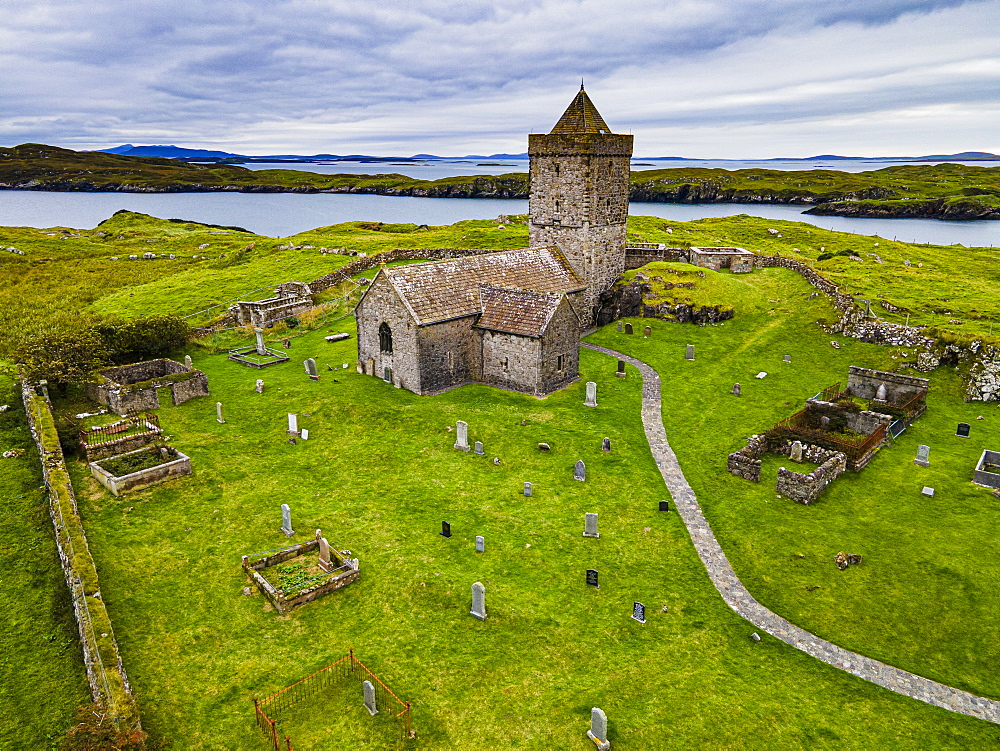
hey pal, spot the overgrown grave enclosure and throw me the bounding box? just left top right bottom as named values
left=87, top=358, right=209, bottom=414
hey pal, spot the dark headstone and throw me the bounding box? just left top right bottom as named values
left=631, top=601, right=646, bottom=624
left=956, top=422, right=971, bottom=438
left=616, top=360, right=626, bottom=378
left=282, top=338, right=291, bottom=348
left=586, top=569, right=599, bottom=588
left=440, top=520, right=452, bottom=538
left=624, top=323, right=633, bottom=335
left=643, top=326, right=651, bottom=338
left=731, top=383, right=741, bottom=396
left=601, top=437, right=611, bottom=453
left=658, top=500, right=670, bottom=512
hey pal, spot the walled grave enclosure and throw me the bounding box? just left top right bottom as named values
left=87, top=358, right=209, bottom=415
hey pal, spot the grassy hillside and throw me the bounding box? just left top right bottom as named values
left=4, top=144, right=1000, bottom=218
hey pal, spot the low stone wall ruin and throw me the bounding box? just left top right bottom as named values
left=87, top=359, right=209, bottom=415
left=776, top=453, right=847, bottom=505
left=90, top=448, right=192, bottom=497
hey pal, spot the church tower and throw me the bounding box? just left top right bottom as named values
left=528, top=86, right=633, bottom=324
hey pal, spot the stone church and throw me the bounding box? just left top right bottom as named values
left=354, top=86, right=633, bottom=396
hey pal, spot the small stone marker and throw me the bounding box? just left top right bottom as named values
left=363, top=680, right=378, bottom=716
left=875, top=383, right=888, bottom=401
left=586, top=568, right=599, bottom=588
left=574, top=460, right=586, bottom=482
left=685, top=344, right=695, bottom=361
left=216, top=402, right=225, bottom=423
left=475, top=535, right=484, bottom=553
left=583, top=512, right=600, bottom=538
left=184, top=354, right=193, bottom=369
left=659, top=500, right=670, bottom=512
left=454, top=420, right=470, bottom=451
left=756, top=372, right=767, bottom=379
left=601, top=437, right=611, bottom=453
left=956, top=422, right=971, bottom=438
left=820, top=416, right=831, bottom=429
left=438, top=520, right=451, bottom=539
left=324, top=333, right=350, bottom=343
left=255, top=379, right=264, bottom=393
left=616, top=321, right=623, bottom=333
left=732, top=383, right=741, bottom=396
left=300, top=428, right=309, bottom=440
left=287, top=413, right=298, bottom=435
left=470, top=581, right=486, bottom=620
left=783, top=354, right=791, bottom=363
left=615, top=360, right=626, bottom=378
left=584, top=381, right=597, bottom=407
left=254, top=327, right=267, bottom=356
left=281, top=504, right=294, bottom=536
left=914, top=444, right=930, bottom=467
left=537, top=442, right=551, bottom=452
left=587, top=707, right=610, bottom=751
left=643, top=325, right=651, bottom=338
left=282, top=337, right=291, bottom=348
left=789, top=441, right=803, bottom=463
left=624, top=323, right=633, bottom=335
left=318, top=535, right=334, bottom=572
left=631, top=601, right=646, bottom=624
left=304, top=358, right=319, bottom=380
left=524, top=481, right=533, bottom=497
left=921, top=486, right=935, bottom=497
left=750, top=632, right=762, bottom=643
left=474, top=441, right=484, bottom=455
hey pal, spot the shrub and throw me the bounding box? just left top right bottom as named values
left=96, top=315, right=190, bottom=364
left=17, top=329, right=111, bottom=393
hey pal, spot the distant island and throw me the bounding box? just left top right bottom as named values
left=2, top=143, right=999, bottom=220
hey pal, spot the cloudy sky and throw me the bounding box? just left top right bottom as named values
left=1, top=0, right=997, bottom=158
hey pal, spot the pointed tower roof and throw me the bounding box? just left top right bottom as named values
left=549, top=85, right=612, bottom=134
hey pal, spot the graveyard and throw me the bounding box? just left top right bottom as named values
left=2, top=217, right=1000, bottom=749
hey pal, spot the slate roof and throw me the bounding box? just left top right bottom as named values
left=381, top=247, right=585, bottom=326
left=550, top=86, right=612, bottom=134
left=473, top=284, right=571, bottom=338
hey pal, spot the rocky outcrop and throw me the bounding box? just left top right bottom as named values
left=805, top=199, right=1000, bottom=221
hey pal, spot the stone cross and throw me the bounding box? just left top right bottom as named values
left=956, top=422, right=971, bottom=438
left=254, top=327, right=267, bottom=356
left=588, top=707, right=610, bottom=750
left=281, top=504, right=294, bottom=536
left=584, top=382, right=597, bottom=407
left=440, top=520, right=452, bottom=538
left=586, top=568, right=599, bottom=588
left=304, top=358, right=319, bottom=380
left=318, top=535, right=334, bottom=572
left=583, top=512, right=600, bottom=538
left=875, top=383, right=888, bottom=401
left=287, top=413, right=298, bottom=435
left=475, top=535, right=484, bottom=553
left=685, top=344, right=695, bottom=361
left=616, top=321, right=623, bottom=333
left=470, top=582, right=487, bottom=620
left=624, top=323, right=633, bottom=335
left=363, top=680, right=378, bottom=716
left=216, top=402, right=225, bottom=424
left=184, top=354, right=193, bottom=369
left=602, top=437, right=611, bottom=453
left=454, top=420, right=470, bottom=451
left=914, top=445, right=930, bottom=466
left=616, top=360, right=626, bottom=378
left=732, top=383, right=741, bottom=396
left=474, top=441, right=484, bottom=455
left=524, top=481, right=532, bottom=497
left=643, top=325, right=651, bottom=338
left=789, top=441, right=803, bottom=463
left=255, top=379, right=264, bottom=394
left=574, top=460, right=586, bottom=482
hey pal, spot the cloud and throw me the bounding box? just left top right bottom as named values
left=0, top=0, right=996, bottom=156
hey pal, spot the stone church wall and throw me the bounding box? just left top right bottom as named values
left=481, top=331, right=542, bottom=394
left=417, top=317, right=482, bottom=394
left=354, top=276, right=421, bottom=391
left=539, top=299, right=583, bottom=394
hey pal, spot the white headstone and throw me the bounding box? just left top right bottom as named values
left=756, top=372, right=767, bottom=379
left=587, top=707, right=610, bottom=750
left=584, top=381, right=597, bottom=407
left=300, top=428, right=309, bottom=440
left=281, top=504, right=293, bottom=536
left=287, top=413, right=298, bottom=435
left=184, top=354, right=193, bottom=369
left=583, top=512, right=600, bottom=539
left=915, top=445, right=930, bottom=467
left=789, top=441, right=803, bottom=463
left=875, top=383, right=888, bottom=401
left=318, top=536, right=333, bottom=571
left=454, top=420, right=470, bottom=451
left=475, top=535, right=484, bottom=553
left=474, top=441, right=484, bottom=455
left=363, top=680, right=378, bottom=716
left=471, top=581, right=487, bottom=620
left=523, top=481, right=532, bottom=497
left=254, top=327, right=266, bottom=356
left=255, top=379, right=264, bottom=393
left=216, top=402, right=225, bottom=423
left=685, top=344, right=695, bottom=361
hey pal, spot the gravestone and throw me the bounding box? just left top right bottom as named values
left=363, top=680, right=378, bottom=716
left=616, top=321, right=623, bottom=333
left=281, top=504, right=294, bottom=536
left=751, top=633, right=762, bottom=643
left=475, top=535, right=484, bottom=553
left=454, top=421, right=470, bottom=451
left=440, top=520, right=452, bottom=538
left=631, top=601, right=646, bottom=624
left=643, top=325, right=651, bottom=338
left=524, top=482, right=532, bottom=497
left=184, top=355, right=193, bottom=369
left=287, top=413, right=298, bottom=435
left=300, top=428, right=309, bottom=440
left=584, top=382, right=597, bottom=407
left=659, top=500, right=670, bottom=512
left=732, top=383, right=741, bottom=396
left=470, top=582, right=487, bottom=620
left=820, top=416, right=831, bottom=429
left=255, top=379, right=264, bottom=393
left=216, top=402, right=225, bottom=424
left=537, top=443, right=551, bottom=452
left=474, top=441, right=484, bottom=455
left=586, top=568, right=599, bottom=588
left=685, top=344, right=695, bottom=361
left=755, top=372, right=767, bottom=379
left=587, top=708, right=610, bottom=751
left=602, top=437, right=611, bottom=453
left=254, top=327, right=267, bottom=356
left=624, top=323, right=633, bottom=335
left=956, top=422, right=971, bottom=438
left=304, top=358, right=319, bottom=380
left=783, top=354, right=791, bottom=363
left=914, top=445, right=930, bottom=467
left=615, top=360, right=626, bottom=378
left=921, top=486, right=935, bottom=497
left=875, top=383, right=888, bottom=401
left=318, top=536, right=334, bottom=572
left=789, top=441, right=803, bottom=463
left=574, top=460, right=586, bottom=482
left=583, top=512, right=600, bottom=539
left=383, top=366, right=392, bottom=383
left=282, top=338, right=291, bottom=348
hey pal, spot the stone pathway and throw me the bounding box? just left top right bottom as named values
left=583, top=342, right=1000, bottom=724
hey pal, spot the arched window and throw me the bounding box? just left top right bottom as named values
left=378, top=322, right=393, bottom=354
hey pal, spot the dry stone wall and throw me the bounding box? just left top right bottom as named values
left=776, top=453, right=847, bottom=504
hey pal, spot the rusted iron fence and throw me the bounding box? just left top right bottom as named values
left=79, top=412, right=162, bottom=461
left=253, top=649, right=413, bottom=749
left=773, top=408, right=887, bottom=466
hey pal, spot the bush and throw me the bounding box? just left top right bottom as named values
left=284, top=316, right=299, bottom=329
left=17, top=329, right=111, bottom=392
left=96, top=315, right=190, bottom=364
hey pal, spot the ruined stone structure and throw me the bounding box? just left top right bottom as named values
left=776, top=453, right=847, bottom=505
left=230, top=281, right=313, bottom=326
left=87, top=359, right=209, bottom=415
left=529, top=86, right=633, bottom=324
left=690, top=246, right=754, bottom=273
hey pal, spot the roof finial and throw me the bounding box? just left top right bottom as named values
left=580, top=78, right=585, bottom=91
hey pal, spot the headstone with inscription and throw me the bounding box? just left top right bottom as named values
left=783, top=354, right=791, bottom=363
left=363, top=680, right=378, bottom=716
left=474, top=441, right=484, bottom=455
left=574, top=460, right=586, bottom=482
left=914, top=444, right=930, bottom=467
left=585, top=381, right=597, bottom=407
left=470, top=582, right=487, bottom=620
left=659, top=500, right=670, bottom=512
left=587, top=707, right=610, bottom=751
left=583, top=512, right=600, bottom=539
left=454, top=421, right=470, bottom=451
left=523, top=481, right=533, bottom=497
left=631, top=602, right=646, bottom=624
left=287, top=413, right=298, bottom=435
left=254, top=327, right=267, bottom=356
left=957, top=422, right=971, bottom=438
left=304, top=358, right=319, bottom=380
left=586, top=568, right=599, bottom=588
left=318, top=536, right=334, bottom=572
left=255, top=379, right=264, bottom=393
left=602, top=437, right=611, bottom=453
left=685, top=344, right=695, bottom=361
left=475, top=535, right=484, bottom=553
left=300, top=428, right=309, bottom=440
left=624, top=323, right=633, bottom=335
left=616, top=321, right=623, bottom=333
left=440, top=520, right=452, bottom=538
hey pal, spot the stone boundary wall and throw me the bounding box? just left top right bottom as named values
left=20, top=381, right=142, bottom=731
left=777, top=453, right=848, bottom=504
left=847, top=366, right=930, bottom=401
left=624, top=247, right=688, bottom=269
left=309, top=247, right=503, bottom=293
